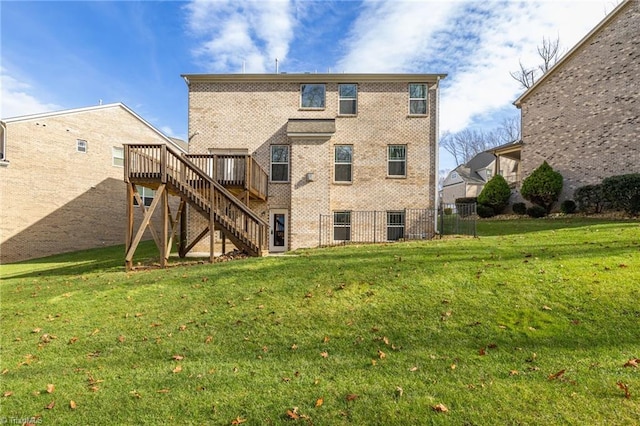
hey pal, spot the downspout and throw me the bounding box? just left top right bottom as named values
left=0, top=120, right=8, bottom=166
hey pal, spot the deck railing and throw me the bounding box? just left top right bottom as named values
left=125, top=144, right=268, bottom=255
left=186, top=154, right=268, bottom=200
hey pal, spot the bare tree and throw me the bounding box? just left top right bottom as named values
left=441, top=114, right=521, bottom=167
left=510, top=36, right=562, bottom=89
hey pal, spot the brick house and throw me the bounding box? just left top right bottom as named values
left=514, top=0, right=639, bottom=203
left=181, top=73, right=445, bottom=253
left=0, top=103, right=185, bottom=263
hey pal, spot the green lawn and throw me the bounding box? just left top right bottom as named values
left=1, top=218, right=639, bottom=425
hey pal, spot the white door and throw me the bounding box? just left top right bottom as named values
left=269, top=209, right=288, bottom=252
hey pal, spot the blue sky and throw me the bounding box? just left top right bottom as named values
left=1, top=0, right=620, bottom=172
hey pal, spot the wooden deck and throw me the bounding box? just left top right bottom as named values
left=123, top=144, right=269, bottom=270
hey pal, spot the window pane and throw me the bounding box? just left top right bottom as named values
left=334, top=211, right=351, bottom=225
left=335, top=164, right=352, bottom=182
left=388, top=161, right=406, bottom=176
left=334, top=227, right=351, bottom=241
left=410, top=100, right=427, bottom=115
left=333, top=211, right=351, bottom=241
left=340, top=100, right=357, bottom=115
left=271, top=164, right=288, bottom=182
left=335, top=146, right=352, bottom=163
left=409, top=84, right=426, bottom=98
left=301, top=84, right=325, bottom=108
left=339, top=84, right=356, bottom=98
left=387, top=211, right=405, bottom=241
left=271, top=146, right=289, bottom=163
left=388, top=145, right=406, bottom=160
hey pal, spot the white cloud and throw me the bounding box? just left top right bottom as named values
left=0, top=68, right=61, bottom=118
left=185, top=0, right=297, bottom=73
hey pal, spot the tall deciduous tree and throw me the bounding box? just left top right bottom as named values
left=510, top=36, right=562, bottom=89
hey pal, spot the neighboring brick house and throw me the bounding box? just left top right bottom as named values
left=0, top=103, right=185, bottom=263
left=182, top=73, right=445, bottom=252
left=514, top=0, right=639, bottom=203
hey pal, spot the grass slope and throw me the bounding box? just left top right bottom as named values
left=1, top=219, right=639, bottom=425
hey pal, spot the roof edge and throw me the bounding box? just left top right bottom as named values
left=513, top=0, right=631, bottom=107
left=182, top=73, right=447, bottom=84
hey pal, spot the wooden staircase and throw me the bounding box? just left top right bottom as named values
left=124, top=144, right=268, bottom=270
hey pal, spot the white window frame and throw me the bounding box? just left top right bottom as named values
left=333, top=211, right=351, bottom=241
left=133, top=186, right=155, bottom=207
left=77, top=139, right=87, bottom=153
left=334, top=145, right=353, bottom=183
left=408, top=83, right=427, bottom=115
left=300, top=84, right=326, bottom=109
left=270, top=145, right=290, bottom=182
left=386, top=210, right=405, bottom=241
left=387, top=145, right=407, bottom=177
left=112, top=146, right=124, bottom=167
left=338, top=83, right=357, bottom=115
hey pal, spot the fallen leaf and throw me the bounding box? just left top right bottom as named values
left=479, top=347, right=486, bottom=356
left=172, top=355, right=184, bottom=361
left=320, top=351, right=329, bottom=358
left=346, top=394, right=358, bottom=402
left=623, top=358, right=639, bottom=368
left=32, top=328, right=42, bottom=333
left=487, top=343, right=498, bottom=349
left=157, top=389, right=170, bottom=393
left=3, top=391, right=13, bottom=397
left=286, top=409, right=299, bottom=420
left=45, top=400, right=55, bottom=409
left=172, top=365, right=182, bottom=373
left=548, top=370, right=565, bottom=380
left=432, top=403, right=448, bottom=412
left=291, top=344, right=298, bottom=350
left=509, top=370, right=519, bottom=376
left=90, top=328, right=100, bottom=336
left=383, top=336, right=390, bottom=345
left=68, top=337, right=79, bottom=344
left=179, top=325, right=187, bottom=331
left=315, top=397, right=324, bottom=407
left=1, top=369, right=8, bottom=375
left=451, top=364, right=456, bottom=370
left=282, top=377, right=291, bottom=383
left=205, top=335, right=213, bottom=344
left=542, top=305, right=552, bottom=311
left=378, top=350, right=386, bottom=359
left=396, top=386, right=403, bottom=397
left=47, top=384, right=55, bottom=393
left=130, top=390, right=142, bottom=399
left=135, top=313, right=144, bottom=317
left=231, top=417, right=247, bottom=425
left=409, top=366, right=418, bottom=372
left=117, top=335, right=125, bottom=343
left=323, top=336, right=330, bottom=343
left=69, top=400, right=77, bottom=409
left=617, top=381, right=631, bottom=399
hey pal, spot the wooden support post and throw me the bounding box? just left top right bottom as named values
left=222, top=233, right=226, bottom=255
left=160, top=186, right=169, bottom=268
left=125, top=184, right=166, bottom=266
left=125, top=183, right=135, bottom=271
left=179, top=201, right=187, bottom=257
left=209, top=184, right=215, bottom=263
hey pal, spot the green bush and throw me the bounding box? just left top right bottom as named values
left=560, top=200, right=577, bottom=214
left=526, top=205, right=547, bottom=218
left=520, top=161, right=563, bottom=213
left=477, top=204, right=495, bottom=218
left=444, top=207, right=453, bottom=215
left=574, top=184, right=607, bottom=213
left=478, top=175, right=511, bottom=214
left=602, top=173, right=640, bottom=216
left=512, top=202, right=527, bottom=215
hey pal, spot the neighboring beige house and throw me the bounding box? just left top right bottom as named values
left=0, top=103, right=185, bottom=263
left=179, top=73, right=446, bottom=252
left=441, top=152, right=495, bottom=204
left=514, top=0, right=639, bottom=202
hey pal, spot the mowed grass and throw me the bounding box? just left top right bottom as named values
left=1, top=219, right=639, bottom=425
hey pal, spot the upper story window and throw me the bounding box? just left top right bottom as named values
left=77, top=139, right=87, bottom=153
left=388, top=145, right=406, bottom=177
left=112, top=146, right=124, bottom=167
left=300, top=84, right=325, bottom=109
left=334, top=145, right=352, bottom=183
left=339, top=84, right=357, bottom=115
left=271, top=145, right=289, bottom=182
left=409, top=84, right=427, bottom=115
